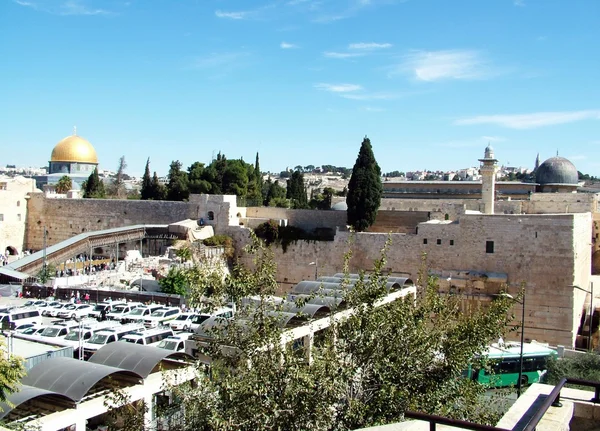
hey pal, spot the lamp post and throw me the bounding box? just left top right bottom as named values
left=570, top=283, right=594, bottom=352
left=308, top=259, right=318, bottom=280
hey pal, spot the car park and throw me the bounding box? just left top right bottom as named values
left=121, top=305, right=164, bottom=323
left=42, top=303, right=68, bottom=317
left=34, top=320, right=87, bottom=344
left=169, top=313, right=196, bottom=331
left=143, top=307, right=180, bottom=328
left=121, top=327, right=174, bottom=346
left=81, top=323, right=145, bottom=359
left=59, top=320, right=122, bottom=355
left=14, top=325, right=47, bottom=341
left=57, top=304, right=93, bottom=320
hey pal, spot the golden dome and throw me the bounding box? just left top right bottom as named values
left=50, top=135, right=98, bottom=164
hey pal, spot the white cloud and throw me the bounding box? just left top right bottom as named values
left=315, top=83, right=363, bottom=93
left=514, top=0, right=525, bottom=6
left=14, top=0, right=111, bottom=15
left=394, top=49, right=491, bottom=82
left=455, top=110, right=600, bottom=129
left=349, top=42, right=392, bottom=50
left=215, top=10, right=250, bottom=20
left=567, top=155, right=587, bottom=161
left=341, top=92, right=396, bottom=100
left=363, top=106, right=385, bottom=112
left=280, top=42, right=298, bottom=49
left=323, top=51, right=364, bottom=59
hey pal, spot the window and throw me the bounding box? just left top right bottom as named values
left=450, top=240, right=454, bottom=246
left=423, top=239, right=428, bottom=245
left=207, top=211, right=215, bottom=221
left=16, top=201, right=20, bottom=207
left=486, top=241, right=494, bottom=254
left=436, top=239, right=442, bottom=245
left=17, top=214, right=21, bottom=221
left=0, top=214, right=3, bottom=222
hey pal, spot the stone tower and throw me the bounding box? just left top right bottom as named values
left=479, top=144, right=498, bottom=214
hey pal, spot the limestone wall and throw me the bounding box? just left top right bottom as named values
left=235, top=212, right=591, bottom=347
left=244, top=207, right=347, bottom=231
left=0, top=177, right=36, bottom=257
left=25, top=193, right=241, bottom=250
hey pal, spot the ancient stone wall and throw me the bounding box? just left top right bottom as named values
left=235, top=213, right=591, bottom=347
left=244, top=207, right=347, bottom=231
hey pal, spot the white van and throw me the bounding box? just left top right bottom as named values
left=143, top=307, right=180, bottom=328
left=121, top=305, right=164, bottom=323
left=121, top=327, right=174, bottom=346
left=58, top=320, right=122, bottom=352
left=189, top=307, right=234, bottom=333
left=82, top=323, right=144, bottom=359
left=88, top=301, right=126, bottom=319
left=33, top=320, right=87, bottom=344
left=156, top=334, right=191, bottom=352
left=0, top=307, right=41, bottom=330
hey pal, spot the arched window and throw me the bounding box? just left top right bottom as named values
left=207, top=211, right=215, bottom=221
left=16, top=201, right=20, bottom=207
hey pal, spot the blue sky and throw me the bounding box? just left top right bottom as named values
left=1, top=0, right=599, bottom=177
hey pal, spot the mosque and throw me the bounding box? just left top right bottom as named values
left=35, top=129, right=99, bottom=191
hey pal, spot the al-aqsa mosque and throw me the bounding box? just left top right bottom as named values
left=37, top=129, right=99, bottom=190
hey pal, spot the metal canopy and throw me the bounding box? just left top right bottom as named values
left=0, top=384, right=75, bottom=420
left=89, top=342, right=193, bottom=378
left=0, top=267, right=30, bottom=280
left=22, top=357, right=142, bottom=403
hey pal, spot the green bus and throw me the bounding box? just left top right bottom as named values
left=466, top=342, right=558, bottom=388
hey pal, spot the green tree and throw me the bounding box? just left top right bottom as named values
left=264, top=179, right=286, bottom=206
left=286, top=170, right=308, bottom=209
left=0, top=338, right=26, bottom=405
left=83, top=167, right=106, bottom=198
left=346, top=136, right=382, bottom=231
left=222, top=160, right=249, bottom=198
left=55, top=175, right=72, bottom=194
left=167, top=160, right=190, bottom=201
left=150, top=172, right=166, bottom=200
left=159, top=267, right=188, bottom=296
left=108, top=155, right=127, bottom=198
left=159, top=236, right=516, bottom=431
left=188, top=162, right=212, bottom=194
left=141, top=158, right=153, bottom=200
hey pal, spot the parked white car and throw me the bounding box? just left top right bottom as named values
left=106, top=304, right=137, bottom=321
left=57, top=304, right=93, bottom=320
left=156, top=334, right=191, bottom=352
left=169, top=313, right=196, bottom=331
left=88, top=301, right=126, bottom=319
left=121, top=305, right=164, bottom=323
left=42, top=303, right=69, bottom=317
left=143, top=307, right=180, bottom=328
left=189, top=307, right=234, bottom=333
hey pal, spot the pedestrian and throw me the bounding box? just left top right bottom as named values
left=100, top=307, right=107, bottom=322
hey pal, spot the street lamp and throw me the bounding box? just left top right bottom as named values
left=570, top=283, right=594, bottom=352
left=496, top=292, right=526, bottom=397
left=308, top=259, right=318, bottom=280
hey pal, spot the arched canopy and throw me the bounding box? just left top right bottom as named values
left=287, top=293, right=344, bottom=308
left=330, top=274, right=414, bottom=289
left=23, top=357, right=142, bottom=403
left=279, top=302, right=331, bottom=318
left=0, top=384, right=75, bottom=420
left=89, top=342, right=193, bottom=378
left=292, top=281, right=349, bottom=295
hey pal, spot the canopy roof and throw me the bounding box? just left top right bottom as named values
left=0, top=384, right=74, bottom=420
left=89, top=341, right=193, bottom=378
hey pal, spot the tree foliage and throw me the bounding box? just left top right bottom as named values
left=286, top=170, right=308, bottom=209
left=150, top=172, right=167, bottom=201
left=346, top=137, right=382, bottom=232
left=107, top=155, right=128, bottom=198
left=0, top=339, right=26, bottom=407
left=167, top=160, right=190, bottom=201
left=156, top=235, right=515, bottom=430
left=159, top=267, right=188, bottom=296
left=55, top=176, right=72, bottom=194
left=141, top=158, right=153, bottom=200
left=83, top=167, right=105, bottom=198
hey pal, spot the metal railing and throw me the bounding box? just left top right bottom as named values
left=404, top=376, right=600, bottom=431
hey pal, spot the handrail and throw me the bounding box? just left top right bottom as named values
left=404, top=376, right=600, bottom=431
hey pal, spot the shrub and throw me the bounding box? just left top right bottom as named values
left=203, top=234, right=235, bottom=259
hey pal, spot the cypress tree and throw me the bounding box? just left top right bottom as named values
left=151, top=171, right=166, bottom=200
left=141, top=158, right=152, bottom=200
left=286, top=170, right=307, bottom=209
left=346, top=136, right=382, bottom=232
left=167, top=160, right=190, bottom=201
left=83, top=167, right=105, bottom=198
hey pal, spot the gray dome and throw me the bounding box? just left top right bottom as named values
left=535, top=156, right=578, bottom=185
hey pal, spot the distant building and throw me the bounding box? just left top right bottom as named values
left=0, top=176, right=38, bottom=260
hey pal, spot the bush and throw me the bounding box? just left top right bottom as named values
left=254, top=220, right=323, bottom=252
left=546, top=353, right=600, bottom=388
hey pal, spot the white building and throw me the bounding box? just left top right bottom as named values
left=0, top=176, right=38, bottom=261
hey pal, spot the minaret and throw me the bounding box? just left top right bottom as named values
left=479, top=144, right=498, bottom=215
left=534, top=153, right=540, bottom=172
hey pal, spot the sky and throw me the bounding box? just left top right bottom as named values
left=1, top=0, right=599, bottom=177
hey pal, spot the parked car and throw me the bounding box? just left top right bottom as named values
left=88, top=301, right=126, bottom=319
left=169, top=313, right=196, bottom=331
left=57, top=304, right=93, bottom=320
left=189, top=306, right=234, bottom=333
left=121, top=305, right=164, bottom=323
left=156, top=334, right=191, bottom=352
left=105, top=304, right=137, bottom=321
left=143, top=307, right=180, bottom=328
left=59, top=320, right=122, bottom=355
left=42, top=303, right=68, bottom=317
left=13, top=325, right=47, bottom=341
left=0, top=307, right=41, bottom=330
left=121, top=327, right=174, bottom=346
left=14, top=323, right=44, bottom=333
left=82, top=323, right=145, bottom=360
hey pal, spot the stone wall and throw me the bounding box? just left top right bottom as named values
left=25, top=193, right=240, bottom=250
left=244, top=207, right=347, bottom=232
left=0, top=177, right=36, bottom=257
left=235, top=212, right=591, bottom=347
